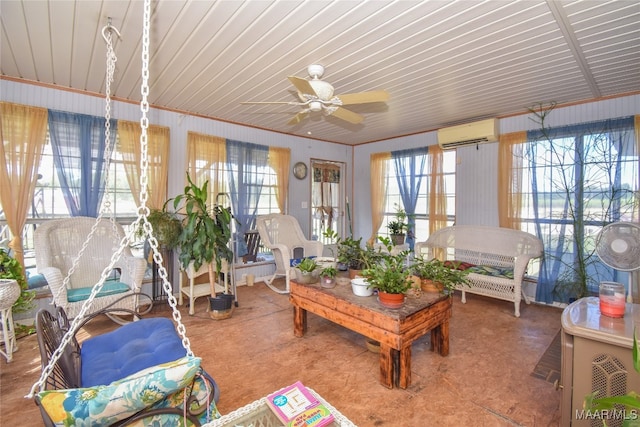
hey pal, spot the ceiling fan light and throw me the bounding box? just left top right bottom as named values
left=309, top=80, right=334, bottom=100
left=309, top=101, right=323, bottom=112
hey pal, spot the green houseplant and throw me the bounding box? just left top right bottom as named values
left=0, top=248, right=35, bottom=315
left=171, top=173, right=234, bottom=303
left=411, top=257, right=470, bottom=295
left=387, top=204, right=409, bottom=246
left=339, top=237, right=383, bottom=277
left=361, top=237, right=413, bottom=308
left=323, top=230, right=384, bottom=278
left=143, top=207, right=182, bottom=250
left=294, top=257, right=319, bottom=284
left=319, top=266, right=338, bottom=288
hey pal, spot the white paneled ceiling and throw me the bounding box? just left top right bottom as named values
left=1, top=0, right=639, bottom=145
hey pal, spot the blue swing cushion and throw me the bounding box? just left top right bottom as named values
left=81, top=317, right=187, bottom=387
left=38, top=356, right=202, bottom=426
left=66, top=281, right=131, bottom=303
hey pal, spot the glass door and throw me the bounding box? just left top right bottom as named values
left=309, top=159, right=346, bottom=244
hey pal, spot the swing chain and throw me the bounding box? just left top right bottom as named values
left=135, top=0, right=193, bottom=356
left=29, top=0, right=196, bottom=398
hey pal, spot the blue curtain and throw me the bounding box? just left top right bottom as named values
left=528, top=116, right=635, bottom=303
left=47, top=110, right=115, bottom=217
left=226, top=139, right=269, bottom=258
left=391, top=147, right=428, bottom=250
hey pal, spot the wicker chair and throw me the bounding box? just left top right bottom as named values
left=256, top=214, right=323, bottom=293
left=34, top=217, right=148, bottom=323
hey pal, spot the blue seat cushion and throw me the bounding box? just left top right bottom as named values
left=81, top=317, right=187, bottom=387
left=27, top=273, right=49, bottom=289
left=67, top=281, right=130, bottom=302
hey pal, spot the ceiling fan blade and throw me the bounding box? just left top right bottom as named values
left=288, top=76, right=317, bottom=97
left=288, top=111, right=309, bottom=126
left=329, top=107, right=364, bottom=124
left=338, top=90, right=389, bottom=105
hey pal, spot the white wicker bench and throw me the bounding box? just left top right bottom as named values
left=415, top=225, right=543, bottom=317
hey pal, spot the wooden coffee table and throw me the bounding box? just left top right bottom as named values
left=289, top=280, right=452, bottom=389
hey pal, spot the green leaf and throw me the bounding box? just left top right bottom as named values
left=634, top=330, right=639, bottom=374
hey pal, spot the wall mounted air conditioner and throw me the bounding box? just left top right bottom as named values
left=437, top=118, right=499, bottom=149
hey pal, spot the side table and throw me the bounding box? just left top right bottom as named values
left=0, top=279, right=20, bottom=362
left=204, top=386, right=356, bottom=427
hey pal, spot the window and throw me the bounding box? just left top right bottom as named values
left=186, top=134, right=285, bottom=261
left=31, top=140, right=137, bottom=220
left=516, top=116, right=638, bottom=302
left=377, top=148, right=456, bottom=243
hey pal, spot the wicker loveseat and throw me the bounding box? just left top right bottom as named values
left=415, top=225, right=543, bottom=317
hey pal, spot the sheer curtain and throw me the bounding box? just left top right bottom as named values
left=635, top=115, right=640, bottom=223
left=186, top=132, right=226, bottom=202
left=47, top=110, right=115, bottom=217
left=498, top=131, right=527, bottom=230
left=226, top=140, right=269, bottom=258
left=117, top=120, right=170, bottom=209
left=268, top=146, right=291, bottom=214
left=0, top=102, right=48, bottom=267
left=427, top=144, right=448, bottom=234
left=368, top=152, right=391, bottom=245
left=392, top=147, right=428, bottom=249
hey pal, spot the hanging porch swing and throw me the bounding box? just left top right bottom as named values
left=27, top=2, right=222, bottom=425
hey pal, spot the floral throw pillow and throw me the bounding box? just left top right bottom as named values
left=38, top=356, right=201, bottom=426
left=126, top=371, right=221, bottom=427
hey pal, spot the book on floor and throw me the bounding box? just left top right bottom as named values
left=265, top=381, right=335, bottom=427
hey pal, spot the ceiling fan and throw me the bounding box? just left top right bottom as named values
left=241, top=64, right=389, bottom=125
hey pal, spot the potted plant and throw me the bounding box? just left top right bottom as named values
left=0, top=248, right=35, bottom=317
left=293, top=257, right=319, bottom=284
left=143, top=206, right=182, bottom=250
left=340, top=237, right=382, bottom=279
left=171, top=173, right=235, bottom=316
left=319, top=266, right=337, bottom=288
left=411, top=257, right=470, bottom=295
left=136, top=206, right=183, bottom=269
left=387, top=204, right=408, bottom=246
left=361, top=237, right=413, bottom=308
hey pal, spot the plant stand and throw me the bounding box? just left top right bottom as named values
left=179, top=261, right=231, bottom=315
left=0, top=279, right=20, bottom=362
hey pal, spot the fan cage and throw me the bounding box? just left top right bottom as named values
left=596, top=222, right=640, bottom=272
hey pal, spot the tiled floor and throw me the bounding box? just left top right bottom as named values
left=1, top=281, right=563, bottom=426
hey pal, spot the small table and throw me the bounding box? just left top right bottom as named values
left=290, top=280, right=452, bottom=389
left=204, top=386, right=356, bottom=426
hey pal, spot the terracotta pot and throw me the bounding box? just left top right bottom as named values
left=378, top=291, right=405, bottom=309
left=348, top=269, right=362, bottom=279
left=391, top=234, right=406, bottom=246
left=420, top=279, right=444, bottom=293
